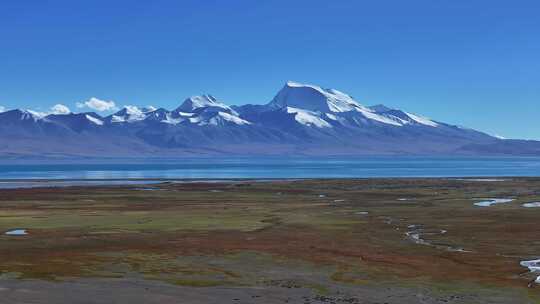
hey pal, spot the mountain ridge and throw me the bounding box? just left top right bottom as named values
left=1, top=81, right=538, bottom=158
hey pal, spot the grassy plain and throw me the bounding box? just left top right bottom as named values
left=0, top=178, right=539, bottom=303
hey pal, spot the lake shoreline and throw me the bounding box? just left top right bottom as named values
left=0, top=176, right=537, bottom=189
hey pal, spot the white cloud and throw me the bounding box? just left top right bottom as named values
left=77, top=97, right=117, bottom=112
left=0, top=106, right=5, bottom=113
left=50, top=104, right=71, bottom=115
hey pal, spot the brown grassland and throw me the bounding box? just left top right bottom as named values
left=0, top=178, right=539, bottom=303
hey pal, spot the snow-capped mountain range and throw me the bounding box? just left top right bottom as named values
left=1, top=81, right=538, bottom=158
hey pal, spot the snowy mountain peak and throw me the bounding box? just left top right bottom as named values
left=177, top=95, right=232, bottom=113
left=266, top=81, right=427, bottom=127
left=270, top=81, right=369, bottom=113
left=108, top=105, right=155, bottom=123
left=0, top=109, right=46, bottom=121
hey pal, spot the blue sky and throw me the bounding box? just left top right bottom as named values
left=0, top=0, right=539, bottom=139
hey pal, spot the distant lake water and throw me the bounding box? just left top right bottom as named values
left=0, top=157, right=539, bottom=180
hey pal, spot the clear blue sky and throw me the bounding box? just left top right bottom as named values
left=1, top=0, right=538, bottom=139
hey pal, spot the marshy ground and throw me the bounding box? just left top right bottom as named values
left=0, top=178, right=540, bottom=303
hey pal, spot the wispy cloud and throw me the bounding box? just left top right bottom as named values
left=0, top=106, right=5, bottom=113
left=76, top=97, right=117, bottom=112
left=50, top=104, right=71, bottom=115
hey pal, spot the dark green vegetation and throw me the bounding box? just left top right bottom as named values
left=1, top=179, right=539, bottom=303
